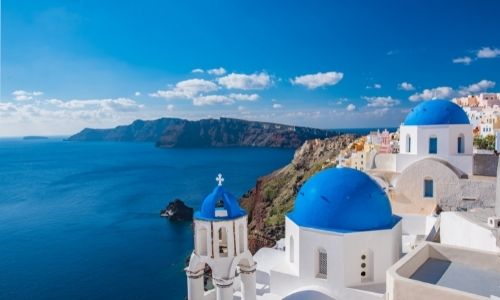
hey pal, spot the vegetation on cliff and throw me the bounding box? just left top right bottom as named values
left=240, top=134, right=357, bottom=253
left=474, top=135, right=496, bottom=151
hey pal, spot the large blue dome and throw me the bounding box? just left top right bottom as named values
left=403, top=100, right=470, bottom=126
left=288, top=168, right=399, bottom=232
left=194, top=185, right=246, bottom=221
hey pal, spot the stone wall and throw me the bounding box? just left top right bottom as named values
left=473, top=154, right=498, bottom=176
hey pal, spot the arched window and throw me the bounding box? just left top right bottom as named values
left=289, top=236, right=295, bottom=263
left=429, top=136, right=437, bottom=154
left=317, top=248, right=327, bottom=279
left=218, top=227, right=228, bottom=257
left=214, top=199, right=228, bottom=217
left=197, top=228, right=207, bottom=256
left=406, top=135, right=411, bottom=153
left=424, top=178, right=434, bottom=198
left=457, top=134, right=465, bottom=154
left=238, top=224, right=245, bottom=254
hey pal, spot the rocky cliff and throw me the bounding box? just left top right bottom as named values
left=240, top=134, right=357, bottom=253
left=67, top=117, right=339, bottom=148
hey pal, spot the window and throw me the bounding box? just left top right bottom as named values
left=424, top=179, right=434, bottom=198
left=360, top=250, right=374, bottom=282
left=218, top=227, right=228, bottom=257
left=457, top=134, right=464, bottom=154
left=317, top=248, right=327, bottom=278
left=289, top=236, right=295, bottom=263
left=406, top=135, right=411, bottom=153
left=429, top=137, right=437, bottom=154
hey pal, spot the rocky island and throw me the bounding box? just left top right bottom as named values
left=67, top=117, right=339, bottom=148
left=160, top=199, right=194, bottom=221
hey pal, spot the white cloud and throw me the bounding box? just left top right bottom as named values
left=366, top=83, right=382, bottom=89
left=398, top=82, right=415, bottom=91
left=166, top=104, right=174, bottom=111
left=191, top=68, right=204, bottom=73
left=149, top=79, right=218, bottom=99
left=0, top=102, right=17, bottom=117
left=367, top=108, right=390, bottom=116
left=217, top=72, right=271, bottom=90
left=291, top=71, right=344, bottom=89
left=477, top=47, right=500, bottom=59
left=48, top=98, right=144, bottom=112
left=346, top=104, right=356, bottom=111
left=192, top=95, right=234, bottom=106
left=409, top=79, right=495, bottom=101
left=228, top=93, right=259, bottom=101
left=134, top=91, right=141, bottom=96
left=458, top=79, right=495, bottom=95
left=364, top=96, right=400, bottom=107
left=409, top=86, right=454, bottom=102
left=207, top=67, right=227, bottom=76
left=272, top=103, right=283, bottom=109
left=452, top=56, right=472, bottom=65
left=12, top=90, right=43, bottom=101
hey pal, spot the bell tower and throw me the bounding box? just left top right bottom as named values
left=186, top=174, right=256, bottom=300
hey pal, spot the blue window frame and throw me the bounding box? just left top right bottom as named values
left=457, top=136, right=464, bottom=154
left=424, top=179, right=433, bottom=198
left=429, top=137, right=437, bottom=154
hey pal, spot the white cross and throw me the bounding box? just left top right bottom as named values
left=215, top=173, right=225, bottom=186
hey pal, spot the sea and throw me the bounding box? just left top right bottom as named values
left=0, top=138, right=295, bottom=300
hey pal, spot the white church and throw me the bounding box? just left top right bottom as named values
left=185, top=100, right=500, bottom=300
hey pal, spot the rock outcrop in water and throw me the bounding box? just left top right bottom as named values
left=240, top=134, right=357, bottom=253
left=160, top=199, right=194, bottom=221
left=67, top=117, right=338, bottom=148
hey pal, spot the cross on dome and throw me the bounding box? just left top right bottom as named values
left=216, top=173, right=224, bottom=186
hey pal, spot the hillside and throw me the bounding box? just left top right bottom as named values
left=240, top=134, right=357, bottom=253
left=67, top=117, right=339, bottom=148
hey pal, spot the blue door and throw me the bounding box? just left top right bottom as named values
left=424, top=179, right=433, bottom=197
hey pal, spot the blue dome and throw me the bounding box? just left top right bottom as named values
left=194, top=185, right=246, bottom=221
left=288, top=168, right=399, bottom=232
left=403, top=100, right=470, bottom=126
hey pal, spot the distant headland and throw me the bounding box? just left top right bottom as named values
left=67, top=117, right=340, bottom=148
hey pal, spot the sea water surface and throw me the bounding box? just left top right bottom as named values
left=0, top=139, right=294, bottom=300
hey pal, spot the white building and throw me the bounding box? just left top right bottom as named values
left=397, top=100, right=473, bottom=175
left=185, top=100, right=500, bottom=300
left=186, top=174, right=256, bottom=300
left=369, top=100, right=496, bottom=221
left=266, top=168, right=402, bottom=299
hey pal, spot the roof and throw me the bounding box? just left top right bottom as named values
left=194, top=185, right=246, bottom=221
left=288, top=168, right=400, bottom=232
left=410, top=258, right=500, bottom=297
left=403, top=100, right=470, bottom=126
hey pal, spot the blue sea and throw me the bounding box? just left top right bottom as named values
left=0, top=139, right=294, bottom=300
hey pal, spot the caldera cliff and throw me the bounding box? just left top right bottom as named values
left=67, top=117, right=339, bottom=148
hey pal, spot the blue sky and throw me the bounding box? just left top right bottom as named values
left=1, top=0, right=500, bottom=136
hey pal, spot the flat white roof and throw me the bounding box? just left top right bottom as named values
left=411, top=258, right=500, bottom=298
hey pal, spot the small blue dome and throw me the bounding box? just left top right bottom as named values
left=288, top=168, right=399, bottom=232
left=194, top=185, right=246, bottom=221
left=403, top=100, right=470, bottom=126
